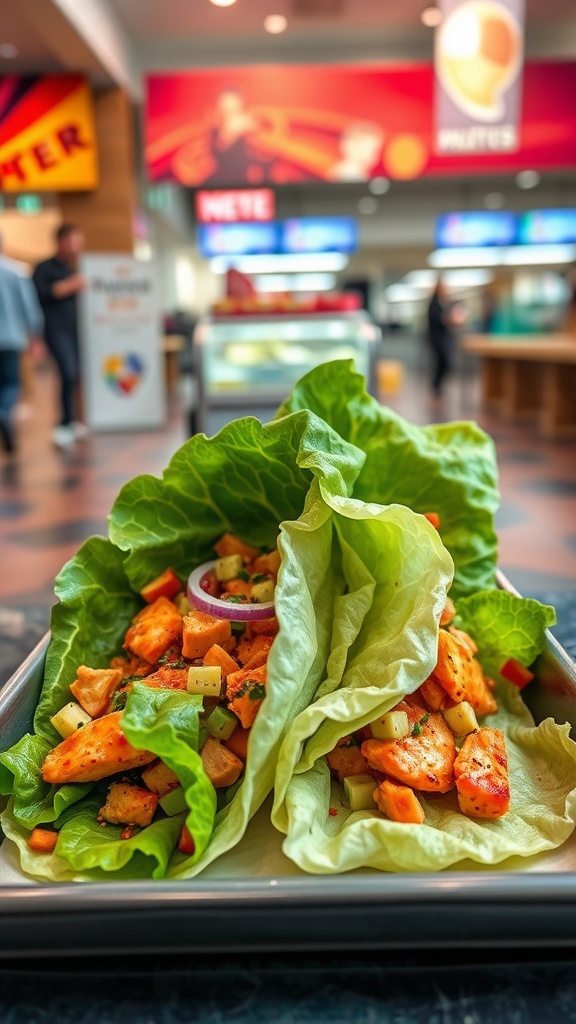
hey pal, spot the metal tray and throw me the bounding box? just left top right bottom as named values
left=1, top=572, right=576, bottom=957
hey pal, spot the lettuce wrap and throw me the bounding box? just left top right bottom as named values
left=0, top=410, right=366, bottom=879
left=278, top=360, right=499, bottom=599
left=273, top=581, right=576, bottom=873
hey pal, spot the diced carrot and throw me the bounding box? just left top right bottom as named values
left=374, top=779, right=425, bottom=824
left=214, top=533, right=259, bottom=562
left=178, top=824, right=195, bottom=855
left=140, top=568, right=182, bottom=604
left=424, top=512, right=441, bottom=530
left=224, top=579, right=253, bottom=599
left=203, top=643, right=239, bottom=678
left=418, top=676, right=448, bottom=712
left=235, top=633, right=274, bottom=669
left=124, top=596, right=183, bottom=664
left=224, top=725, right=251, bottom=761
left=326, top=744, right=369, bottom=784
left=500, top=658, right=534, bottom=690
left=454, top=728, right=510, bottom=818
left=28, top=828, right=58, bottom=853
left=200, top=736, right=243, bottom=788
left=182, top=608, right=232, bottom=660
left=251, top=549, right=281, bottom=578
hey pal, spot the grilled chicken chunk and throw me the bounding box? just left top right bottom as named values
left=454, top=727, right=510, bottom=818
left=432, top=629, right=497, bottom=716
left=42, top=711, right=155, bottom=784
left=361, top=702, right=456, bottom=793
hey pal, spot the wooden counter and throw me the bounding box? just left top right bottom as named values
left=461, top=334, right=576, bottom=439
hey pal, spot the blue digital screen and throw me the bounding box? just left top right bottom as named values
left=282, top=217, right=358, bottom=254
left=436, top=212, right=518, bottom=248
left=198, top=222, right=279, bottom=257
left=518, top=209, right=576, bottom=245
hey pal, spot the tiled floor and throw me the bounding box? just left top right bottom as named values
left=1, top=353, right=575, bottom=681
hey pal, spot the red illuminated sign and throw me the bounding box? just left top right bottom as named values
left=196, top=189, right=275, bottom=223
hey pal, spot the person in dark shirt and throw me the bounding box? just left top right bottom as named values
left=33, top=224, right=87, bottom=448
left=426, top=280, right=455, bottom=397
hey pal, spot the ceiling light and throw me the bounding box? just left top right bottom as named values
left=253, top=273, right=336, bottom=292
left=429, top=247, right=503, bottom=268
left=484, top=192, right=505, bottom=209
left=264, top=14, right=288, bottom=33
left=428, top=244, right=576, bottom=268
left=358, top=196, right=378, bottom=215
left=210, top=0, right=237, bottom=6
left=421, top=6, right=442, bottom=27
left=369, top=177, right=390, bottom=196
left=403, top=270, right=438, bottom=288
left=209, top=253, right=349, bottom=274
left=386, top=284, right=425, bottom=303
left=516, top=170, right=541, bottom=190
left=0, top=43, right=19, bottom=58
left=442, top=269, right=494, bottom=287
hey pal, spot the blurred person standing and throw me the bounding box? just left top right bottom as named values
left=426, top=280, right=456, bottom=397
left=0, top=237, right=43, bottom=454
left=33, top=224, right=87, bottom=448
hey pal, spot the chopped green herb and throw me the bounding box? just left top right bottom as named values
left=123, top=674, right=145, bottom=683
left=223, top=594, right=247, bottom=604
left=76, top=722, right=84, bottom=730
left=236, top=569, right=250, bottom=582
left=411, top=713, right=430, bottom=737
left=248, top=682, right=266, bottom=701
left=231, top=621, right=246, bottom=637
left=111, top=691, right=128, bottom=711
left=258, top=545, right=271, bottom=554
left=252, top=573, right=268, bottom=584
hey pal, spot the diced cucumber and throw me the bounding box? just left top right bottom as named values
left=231, top=621, right=246, bottom=637
left=187, top=665, right=222, bottom=697
left=158, top=787, right=188, bottom=816
left=175, top=592, right=192, bottom=616
left=370, top=710, right=409, bottom=741
left=343, top=773, right=377, bottom=812
left=252, top=579, right=275, bottom=603
left=206, top=705, right=238, bottom=741
left=443, top=701, right=478, bottom=736
left=50, top=702, right=93, bottom=739
left=215, top=554, right=243, bottom=582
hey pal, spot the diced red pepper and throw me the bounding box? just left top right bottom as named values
left=423, top=512, right=441, bottom=530
left=178, top=824, right=195, bottom=855
left=500, top=658, right=534, bottom=689
left=28, top=828, right=58, bottom=853
left=140, top=568, right=182, bottom=604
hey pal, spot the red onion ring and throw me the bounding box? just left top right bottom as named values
left=187, top=560, right=275, bottom=621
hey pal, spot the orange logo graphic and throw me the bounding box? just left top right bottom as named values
left=436, top=0, right=523, bottom=121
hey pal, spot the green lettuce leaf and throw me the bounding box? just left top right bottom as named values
left=0, top=733, right=91, bottom=828
left=278, top=360, right=499, bottom=598
left=277, top=589, right=576, bottom=873
left=273, top=497, right=454, bottom=833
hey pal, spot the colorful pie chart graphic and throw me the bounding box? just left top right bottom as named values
left=102, top=353, right=145, bottom=396
left=436, top=0, right=523, bottom=121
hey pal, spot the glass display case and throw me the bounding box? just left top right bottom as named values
left=194, top=312, right=380, bottom=434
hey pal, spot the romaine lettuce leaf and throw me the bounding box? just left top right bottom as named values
left=455, top=590, right=556, bottom=681
left=0, top=734, right=91, bottom=828
left=278, top=360, right=499, bottom=598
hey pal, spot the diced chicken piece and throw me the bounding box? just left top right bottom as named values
left=42, top=711, right=155, bottom=784
left=226, top=664, right=266, bottom=729
left=124, top=596, right=183, bottom=664
left=235, top=633, right=274, bottom=669
left=374, top=778, right=425, bottom=824
left=70, top=665, right=123, bottom=718
left=448, top=625, right=478, bottom=655
left=440, top=596, right=456, bottom=626
left=200, top=736, right=243, bottom=788
left=418, top=677, right=449, bottom=712
left=454, top=727, right=510, bottom=818
left=182, top=608, right=232, bottom=660
left=214, top=533, right=259, bottom=562
left=326, top=744, right=370, bottom=784
left=141, top=759, right=181, bottom=796
left=361, top=702, right=456, bottom=793
left=110, top=654, right=154, bottom=679
left=99, top=782, right=158, bottom=827
left=141, top=667, right=189, bottom=691
left=432, top=629, right=497, bottom=716
left=203, top=644, right=239, bottom=679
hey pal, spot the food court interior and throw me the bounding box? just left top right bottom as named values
left=1, top=0, right=576, bottom=1015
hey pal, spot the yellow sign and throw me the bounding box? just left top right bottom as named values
left=0, top=75, right=98, bottom=191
